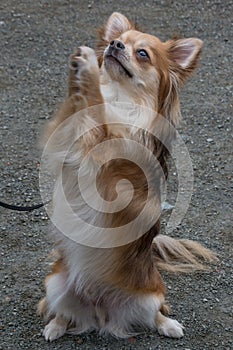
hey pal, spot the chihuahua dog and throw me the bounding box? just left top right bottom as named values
left=38, top=12, right=216, bottom=341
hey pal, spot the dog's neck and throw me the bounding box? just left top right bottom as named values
left=100, top=76, right=157, bottom=132
left=100, top=70, right=155, bottom=104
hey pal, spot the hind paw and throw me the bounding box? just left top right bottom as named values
left=157, top=317, right=184, bottom=338
left=43, top=316, right=68, bottom=342
left=156, top=312, right=184, bottom=338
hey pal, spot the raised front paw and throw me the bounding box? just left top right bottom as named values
left=70, top=46, right=98, bottom=71
left=68, top=46, right=99, bottom=97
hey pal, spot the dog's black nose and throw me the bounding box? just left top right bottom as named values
left=110, top=40, right=125, bottom=50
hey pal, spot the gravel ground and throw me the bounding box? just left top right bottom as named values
left=0, top=1, right=232, bottom=349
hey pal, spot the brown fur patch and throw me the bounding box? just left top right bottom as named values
left=107, top=223, right=166, bottom=295
left=37, top=297, right=48, bottom=317
left=45, top=258, right=66, bottom=285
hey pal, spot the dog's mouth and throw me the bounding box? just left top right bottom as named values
left=104, top=53, right=133, bottom=78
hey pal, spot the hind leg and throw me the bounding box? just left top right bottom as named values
left=39, top=261, right=98, bottom=341
left=43, top=315, right=68, bottom=342
left=38, top=261, right=77, bottom=341
left=155, top=311, right=184, bottom=338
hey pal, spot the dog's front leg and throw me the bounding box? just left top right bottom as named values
left=68, top=46, right=107, bottom=133
left=69, top=46, right=104, bottom=107
left=43, top=46, right=106, bottom=145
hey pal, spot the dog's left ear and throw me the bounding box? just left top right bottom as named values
left=167, top=38, right=203, bottom=82
left=158, top=38, right=203, bottom=125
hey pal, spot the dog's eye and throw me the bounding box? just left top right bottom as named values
left=137, top=49, right=149, bottom=58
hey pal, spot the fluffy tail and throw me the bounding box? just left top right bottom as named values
left=152, top=235, right=218, bottom=273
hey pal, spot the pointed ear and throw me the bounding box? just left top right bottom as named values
left=103, top=12, right=134, bottom=41
left=158, top=38, right=203, bottom=125
left=96, top=12, right=134, bottom=66
left=168, top=38, right=203, bottom=81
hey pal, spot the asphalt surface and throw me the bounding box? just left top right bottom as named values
left=0, top=1, right=232, bottom=349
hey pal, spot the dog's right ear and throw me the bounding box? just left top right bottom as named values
left=97, top=13, right=134, bottom=66
left=103, top=12, right=133, bottom=41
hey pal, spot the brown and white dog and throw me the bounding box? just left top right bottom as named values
left=38, top=12, right=216, bottom=342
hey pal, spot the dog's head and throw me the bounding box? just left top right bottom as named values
left=97, top=12, right=203, bottom=125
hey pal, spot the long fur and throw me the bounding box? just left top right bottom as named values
left=153, top=235, right=217, bottom=273
left=39, top=12, right=216, bottom=342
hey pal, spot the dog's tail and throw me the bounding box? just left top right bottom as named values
left=152, top=235, right=218, bottom=273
